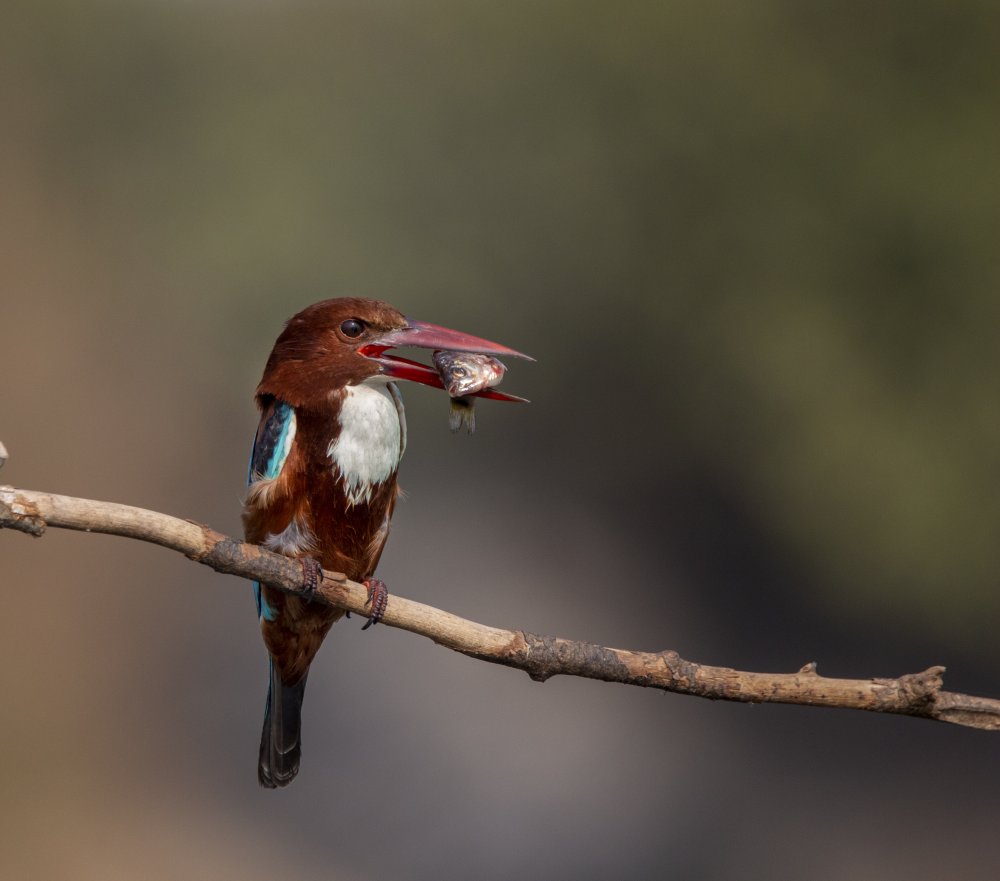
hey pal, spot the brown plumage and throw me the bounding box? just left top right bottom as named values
left=244, top=399, right=399, bottom=682
left=243, top=296, right=529, bottom=787
left=255, top=297, right=409, bottom=408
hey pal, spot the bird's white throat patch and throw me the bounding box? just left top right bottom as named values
left=328, top=381, right=404, bottom=506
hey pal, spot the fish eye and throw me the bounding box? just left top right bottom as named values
left=340, top=319, right=365, bottom=338
left=452, top=367, right=467, bottom=377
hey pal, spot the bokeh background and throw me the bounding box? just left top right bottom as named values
left=3, top=2, right=999, bottom=879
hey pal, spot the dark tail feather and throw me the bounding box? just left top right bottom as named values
left=258, top=661, right=308, bottom=788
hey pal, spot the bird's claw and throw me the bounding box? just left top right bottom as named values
left=300, top=557, right=324, bottom=597
left=362, top=578, right=389, bottom=630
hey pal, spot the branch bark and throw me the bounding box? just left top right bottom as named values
left=2, top=481, right=998, bottom=732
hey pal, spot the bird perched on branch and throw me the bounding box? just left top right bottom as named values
left=244, top=297, right=529, bottom=787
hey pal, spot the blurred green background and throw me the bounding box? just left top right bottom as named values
left=3, top=2, right=999, bottom=879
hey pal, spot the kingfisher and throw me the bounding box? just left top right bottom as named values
left=244, top=297, right=528, bottom=788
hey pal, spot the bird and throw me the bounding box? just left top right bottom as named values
left=243, top=297, right=529, bottom=787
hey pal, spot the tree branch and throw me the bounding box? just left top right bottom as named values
left=2, top=478, right=998, bottom=732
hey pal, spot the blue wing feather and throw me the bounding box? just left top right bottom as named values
left=248, top=400, right=296, bottom=622
left=249, top=400, right=296, bottom=483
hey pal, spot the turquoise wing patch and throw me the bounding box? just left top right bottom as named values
left=249, top=400, right=296, bottom=482
left=249, top=400, right=296, bottom=622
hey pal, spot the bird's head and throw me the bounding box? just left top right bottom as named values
left=257, top=297, right=530, bottom=408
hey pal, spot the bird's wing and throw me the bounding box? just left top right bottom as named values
left=248, top=398, right=297, bottom=620
left=249, top=398, right=297, bottom=485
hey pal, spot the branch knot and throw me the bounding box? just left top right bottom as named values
left=0, top=487, right=47, bottom=536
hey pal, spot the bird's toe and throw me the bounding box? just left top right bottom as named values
left=362, top=578, right=389, bottom=630
left=299, top=556, right=324, bottom=597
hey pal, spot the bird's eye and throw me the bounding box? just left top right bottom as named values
left=340, top=319, right=365, bottom=338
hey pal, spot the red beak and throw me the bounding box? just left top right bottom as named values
left=360, top=319, right=531, bottom=401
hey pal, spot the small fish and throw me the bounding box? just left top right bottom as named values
left=432, top=350, right=507, bottom=434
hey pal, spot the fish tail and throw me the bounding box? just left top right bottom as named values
left=449, top=398, right=476, bottom=433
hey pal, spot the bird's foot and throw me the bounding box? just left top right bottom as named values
left=361, top=578, right=389, bottom=630
left=299, top=556, right=324, bottom=597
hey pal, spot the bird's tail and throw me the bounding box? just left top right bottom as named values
left=258, top=661, right=308, bottom=788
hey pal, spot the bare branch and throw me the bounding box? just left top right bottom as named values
left=2, top=480, right=998, bottom=731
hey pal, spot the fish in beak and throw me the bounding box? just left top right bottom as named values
left=361, top=319, right=531, bottom=402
